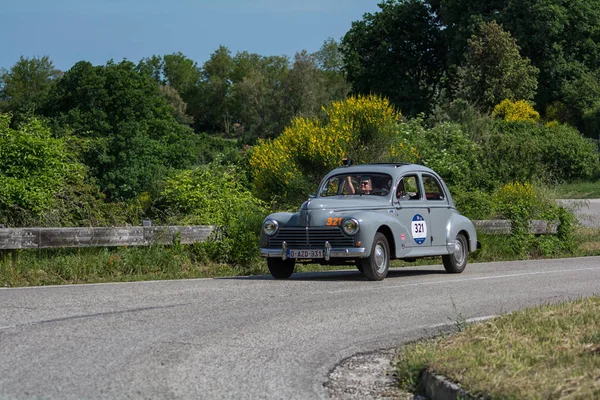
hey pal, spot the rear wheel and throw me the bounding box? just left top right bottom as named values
left=359, top=233, right=390, bottom=281
left=267, top=258, right=295, bottom=279
left=442, top=233, right=468, bottom=273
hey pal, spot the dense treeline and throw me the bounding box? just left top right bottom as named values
left=1, top=0, right=600, bottom=267
left=341, top=0, right=600, bottom=138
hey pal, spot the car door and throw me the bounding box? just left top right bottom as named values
left=395, top=173, right=431, bottom=249
left=422, top=173, right=452, bottom=249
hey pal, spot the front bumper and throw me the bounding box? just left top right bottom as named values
left=260, top=244, right=366, bottom=261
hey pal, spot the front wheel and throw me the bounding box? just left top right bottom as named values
left=442, top=233, right=468, bottom=273
left=359, top=233, right=390, bottom=281
left=267, top=258, right=295, bottom=279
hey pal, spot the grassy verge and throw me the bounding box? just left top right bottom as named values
left=0, top=245, right=360, bottom=287
left=574, top=227, right=600, bottom=256
left=1, top=228, right=599, bottom=287
left=554, top=180, right=600, bottom=199
left=0, top=245, right=263, bottom=287
left=395, top=296, right=600, bottom=399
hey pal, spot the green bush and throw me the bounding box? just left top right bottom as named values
left=161, top=163, right=267, bottom=266
left=453, top=189, right=495, bottom=220
left=401, top=121, right=486, bottom=190
left=539, top=123, right=600, bottom=181
left=0, top=114, right=85, bottom=225
left=482, top=121, right=599, bottom=186
left=493, top=182, right=576, bottom=257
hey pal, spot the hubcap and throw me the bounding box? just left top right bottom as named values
left=454, top=239, right=465, bottom=265
left=374, top=243, right=387, bottom=273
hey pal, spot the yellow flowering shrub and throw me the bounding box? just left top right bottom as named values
left=492, top=99, right=540, bottom=123
left=249, top=95, right=401, bottom=201
left=494, top=181, right=536, bottom=216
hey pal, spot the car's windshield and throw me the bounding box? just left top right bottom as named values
left=320, top=173, right=393, bottom=197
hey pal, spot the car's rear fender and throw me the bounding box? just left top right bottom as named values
left=445, top=213, right=478, bottom=252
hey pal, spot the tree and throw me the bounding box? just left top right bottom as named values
left=229, top=49, right=348, bottom=142
left=313, top=38, right=351, bottom=102
left=560, top=68, right=600, bottom=137
left=137, top=55, right=163, bottom=82
left=283, top=50, right=326, bottom=118
left=197, top=46, right=235, bottom=134
left=229, top=52, right=290, bottom=140
left=341, top=0, right=446, bottom=116
left=46, top=60, right=198, bottom=200
left=138, top=53, right=201, bottom=94
left=434, top=0, right=600, bottom=118
left=162, top=52, right=201, bottom=94
left=138, top=53, right=200, bottom=126
left=315, top=38, right=345, bottom=73
left=455, top=21, right=538, bottom=111
left=158, top=84, right=194, bottom=125
left=0, top=56, right=61, bottom=124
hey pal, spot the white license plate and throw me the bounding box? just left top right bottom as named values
left=287, top=249, right=323, bottom=259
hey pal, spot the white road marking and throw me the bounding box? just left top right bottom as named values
left=426, top=315, right=498, bottom=330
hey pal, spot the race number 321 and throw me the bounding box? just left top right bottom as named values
left=411, top=214, right=427, bottom=245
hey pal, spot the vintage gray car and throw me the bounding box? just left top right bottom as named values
left=260, top=163, right=480, bottom=280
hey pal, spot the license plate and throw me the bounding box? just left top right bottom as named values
left=287, top=249, right=323, bottom=259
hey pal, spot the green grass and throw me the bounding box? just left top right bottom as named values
left=554, top=180, right=600, bottom=199
left=0, top=245, right=267, bottom=287
left=395, top=297, right=600, bottom=399
left=574, top=227, right=600, bottom=257
left=0, top=245, right=378, bottom=287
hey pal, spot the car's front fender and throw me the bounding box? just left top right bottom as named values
left=348, top=210, right=404, bottom=257
left=260, top=212, right=295, bottom=244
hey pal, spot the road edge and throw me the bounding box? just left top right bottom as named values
left=421, top=370, right=481, bottom=400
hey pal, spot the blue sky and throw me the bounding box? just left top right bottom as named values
left=0, top=0, right=381, bottom=72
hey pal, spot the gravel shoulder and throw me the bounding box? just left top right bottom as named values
left=326, top=348, right=419, bottom=399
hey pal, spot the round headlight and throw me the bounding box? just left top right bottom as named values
left=342, top=218, right=360, bottom=235
left=263, top=219, right=279, bottom=236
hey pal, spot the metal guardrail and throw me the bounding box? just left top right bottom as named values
left=473, top=220, right=558, bottom=235
left=0, top=226, right=215, bottom=250
left=0, top=220, right=556, bottom=251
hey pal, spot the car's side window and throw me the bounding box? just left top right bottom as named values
left=422, top=174, right=445, bottom=201
left=396, top=174, right=421, bottom=200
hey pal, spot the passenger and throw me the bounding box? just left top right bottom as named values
left=396, top=178, right=407, bottom=199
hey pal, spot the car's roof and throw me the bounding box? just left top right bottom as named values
left=326, top=163, right=438, bottom=176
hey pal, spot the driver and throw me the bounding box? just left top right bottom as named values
left=359, top=176, right=372, bottom=195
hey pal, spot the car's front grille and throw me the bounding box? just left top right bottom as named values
left=269, top=227, right=354, bottom=249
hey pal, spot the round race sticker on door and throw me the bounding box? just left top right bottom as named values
left=411, top=214, right=427, bottom=245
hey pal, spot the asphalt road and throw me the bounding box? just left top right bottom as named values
left=558, top=198, right=600, bottom=228
left=1, top=257, right=599, bottom=399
